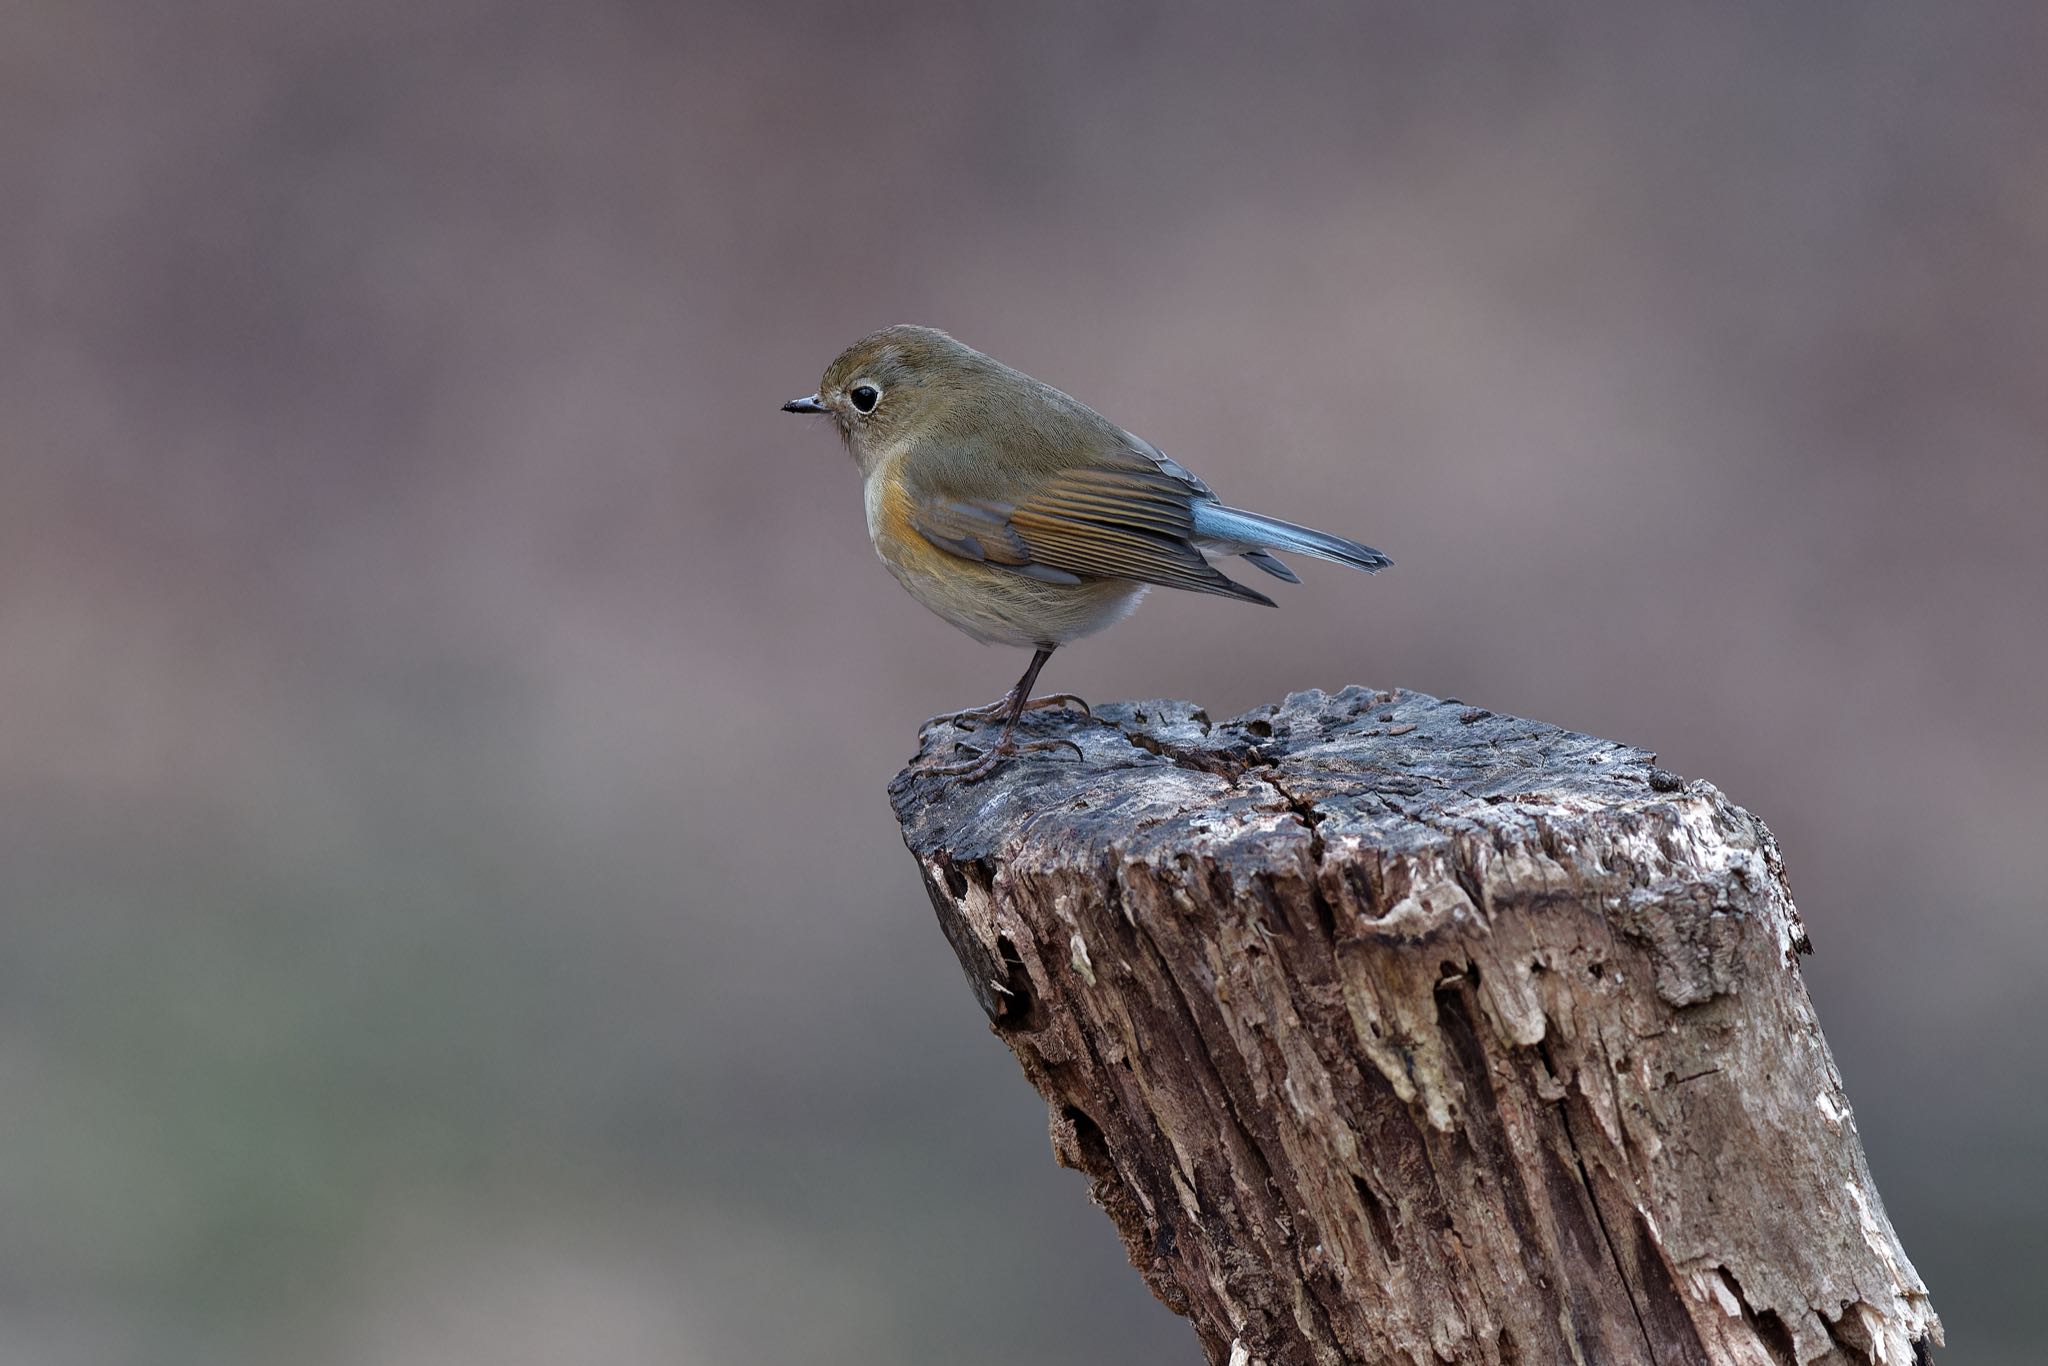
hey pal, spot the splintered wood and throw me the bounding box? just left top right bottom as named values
left=891, top=687, right=1938, bottom=1366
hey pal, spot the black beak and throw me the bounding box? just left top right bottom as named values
left=781, top=394, right=827, bottom=414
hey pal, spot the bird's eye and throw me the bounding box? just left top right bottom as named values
left=849, top=383, right=881, bottom=414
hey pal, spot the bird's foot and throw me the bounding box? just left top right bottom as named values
left=929, top=734, right=1086, bottom=785
left=940, top=693, right=1092, bottom=729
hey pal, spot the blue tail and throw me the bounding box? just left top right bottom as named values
left=1191, top=503, right=1392, bottom=575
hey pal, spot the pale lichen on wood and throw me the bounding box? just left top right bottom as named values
left=890, top=686, right=1939, bottom=1366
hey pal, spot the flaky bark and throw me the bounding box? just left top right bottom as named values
left=890, top=687, right=1938, bottom=1366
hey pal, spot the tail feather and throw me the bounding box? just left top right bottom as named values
left=1192, top=503, right=1392, bottom=574
left=1239, top=548, right=1301, bottom=583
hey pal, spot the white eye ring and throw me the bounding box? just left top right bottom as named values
left=848, top=380, right=882, bottom=414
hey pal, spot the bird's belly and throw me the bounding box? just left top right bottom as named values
left=875, top=530, right=1146, bottom=647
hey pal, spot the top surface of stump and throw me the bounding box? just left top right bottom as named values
left=891, top=685, right=1678, bottom=866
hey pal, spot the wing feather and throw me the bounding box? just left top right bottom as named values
left=907, top=463, right=1273, bottom=605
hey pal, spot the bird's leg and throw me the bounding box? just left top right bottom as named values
left=931, top=647, right=1084, bottom=782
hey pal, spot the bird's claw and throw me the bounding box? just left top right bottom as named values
left=930, top=734, right=1086, bottom=785
left=1015, top=735, right=1086, bottom=761
left=940, top=693, right=1092, bottom=730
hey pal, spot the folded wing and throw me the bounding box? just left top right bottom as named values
left=908, top=463, right=1276, bottom=605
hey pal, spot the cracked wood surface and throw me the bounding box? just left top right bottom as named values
left=890, top=686, right=1939, bottom=1366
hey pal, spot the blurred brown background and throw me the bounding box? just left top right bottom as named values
left=4, top=2, right=2044, bottom=1362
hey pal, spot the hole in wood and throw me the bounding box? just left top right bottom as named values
left=993, top=935, right=1041, bottom=1031
left=1351, top=1174, right=1401, bottom=1263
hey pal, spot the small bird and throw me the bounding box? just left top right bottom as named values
left=784, top=325, right=1390, bottom=780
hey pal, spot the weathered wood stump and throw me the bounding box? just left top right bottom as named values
left=890, top=686, right=1938, bottom=1366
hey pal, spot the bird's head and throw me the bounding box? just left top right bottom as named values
left=783, top=324, right=996, bottom=469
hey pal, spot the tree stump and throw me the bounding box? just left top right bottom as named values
left=889, top=686, right=1939, bottom=1366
